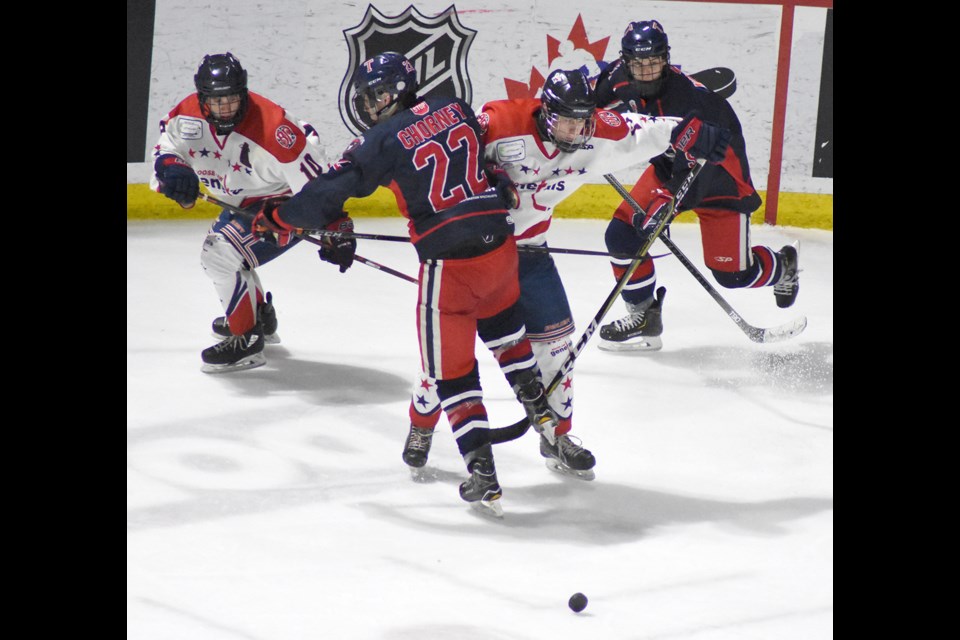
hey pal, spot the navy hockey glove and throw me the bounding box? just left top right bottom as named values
left=633, top=187, right=674, bottom=240
left=155, top=154, right=199, bottom=206
left=486, top=165, right=520, bottom=210
left=670, top=115, right=731, bottom=164
left=318, top=216, right=356, bottom=273
left=252, top=197, right=297, bottom=247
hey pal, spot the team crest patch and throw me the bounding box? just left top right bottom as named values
left=177, top=117, right=204, bottom=140
left=477, top=111, right=490, bottom=134
left=339, top=5, right=476, bottom=135
left=496, top=139, right=526, bottom=163
left=275, top=125, right=297, bottom=149
left=596, top=111, right=622, bottom=127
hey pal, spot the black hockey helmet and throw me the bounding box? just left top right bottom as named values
left=620, top=20, right=671, bottom=98
left=194, top=52, right=249, bottom=134
left=351, top=51, right=419, bottom=129
left=536, top=69, right=597, bottom=153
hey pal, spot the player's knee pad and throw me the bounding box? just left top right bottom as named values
left=436, top=361, right=481, bottom=403
left=605, top=217, right=641, bottom=255
left=201, top=232, right=245, bottom=281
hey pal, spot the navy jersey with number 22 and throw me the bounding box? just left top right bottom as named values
left=277, top=96, right=512, bottom=260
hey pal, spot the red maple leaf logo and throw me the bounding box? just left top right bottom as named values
left=503, top=14, right=610, bottom=100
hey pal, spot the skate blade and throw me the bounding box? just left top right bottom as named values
left=469, top=497, right=504, bottom=518
left=201, top=353, right=267, bottom=374
left=545, top=458, right=596, bottom=481
left=597, top=336, right=662, bottom=352
left=409, top=466, right=439, bottom=483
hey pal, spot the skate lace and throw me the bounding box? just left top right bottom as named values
left=610, top=310, right=646, bottom=331
left=556, top=434, right=587, bottom=458
left=774, top=268, right=799, bottom=294
left=213, top=333, right=253, bottom=353
left=406, top=428, right=431, bottom=452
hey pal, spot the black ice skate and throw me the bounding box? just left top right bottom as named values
left=459, top=444, right=503, bottom=518
left=540, top=433, right=597, bottom=481
left=201, top=322, right=266, bottom=373
left=212, top=291, right=280, bottom=344
left=773, top=242, right=800, bottom=309
left=402, top=424, right=435, bottom=481
left=511, top=369, right=560, bottom=444
left=598, top=286, right=666, bottom=352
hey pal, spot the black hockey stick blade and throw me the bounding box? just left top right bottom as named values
left=488, top=416, right=532, bottom=444
left=688, top=67, right=737, bottom=99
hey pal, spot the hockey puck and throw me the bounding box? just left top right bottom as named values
left=568, top=592, right=588, bottom=612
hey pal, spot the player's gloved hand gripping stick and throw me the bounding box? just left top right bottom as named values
left=197, top=192, right=417, bottom=284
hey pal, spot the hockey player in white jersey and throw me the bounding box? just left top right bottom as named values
left=402, top=68, right=730, bottom=479
left=151, top=52, right=350, bottom=373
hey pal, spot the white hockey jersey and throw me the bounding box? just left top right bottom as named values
left=477, top=99, right=681, bottom=245
left=150, top=92, right=331, bottom=209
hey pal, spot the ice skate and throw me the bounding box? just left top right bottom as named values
left=459, top=444, right=503, bottom=518
left=773, top=242, right=800, bottom=309
left=511, top=369, right=560, bottom=444
left=402, top=425, right=434, bottom=471
left=598, top=286, right=666, bottom=352
left=540, top=433, right=596, bottom=481
left=212, top=291, right=280, bottom=344
left=201, top=322, right=266, bottom=373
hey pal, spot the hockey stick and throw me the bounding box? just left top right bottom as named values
left=304, top=227, right=649, bottom=260
left=488, top=159, right=708, bottom=445
left=688, top=67, right=737, bottom=99
left=602, top=174, right=807, bottom=343
left=197, top=193, right=418, bottom=284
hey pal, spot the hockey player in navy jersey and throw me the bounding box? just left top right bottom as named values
left=152, top=52, right=336, bottom=373
left=253, top=52, right=559, bottom=517
left=594, top=20, right=800, bottom=352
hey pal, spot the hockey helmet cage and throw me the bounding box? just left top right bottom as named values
left=537, top=69, right=597, bottom=153
left=351, top=52, right=419, bottom=129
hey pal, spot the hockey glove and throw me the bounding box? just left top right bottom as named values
left=486, top=165, right=520, bottom=210
left=318, top=216, right=356, bottom=273
left=670, top=115, right=731, bottom=164
left=252, top=197, right=297, bottom=247
left=633, top=187, right=674, bottom=240
left=155, top=154, right=199, bottom=207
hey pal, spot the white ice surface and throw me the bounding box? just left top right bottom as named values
left=128, top=217, right=833, bottom=640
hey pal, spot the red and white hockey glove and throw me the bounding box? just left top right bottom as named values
left=670, top=115, right=731, bottom=164
left=252, top=197, right=297, bottom=247
left=632, top=187, right=674, bottom=240
left=318, top=216, right=356, bottom=273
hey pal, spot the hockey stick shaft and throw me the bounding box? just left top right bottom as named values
left=547, top=158, right=704, bottom=396
left=197, top=193, right=418, bottom=284
left=602, top=173, right=806, bottom=343
left=305, top=227, right=640, bottom=260
left=488, top=160, right=707, bottom=444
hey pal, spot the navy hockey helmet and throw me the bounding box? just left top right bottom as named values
left=352, top=51, right=419, bottom=129
left=620, top=20, right=671, bottom=98
left=621, top=20, right=670, bottom=59
left=194, top=52, right=249, bottom=134
left=537, top=69, right=597, bottom=153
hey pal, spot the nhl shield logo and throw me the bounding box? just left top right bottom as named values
left=339, top=5, right=477, bottom=135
